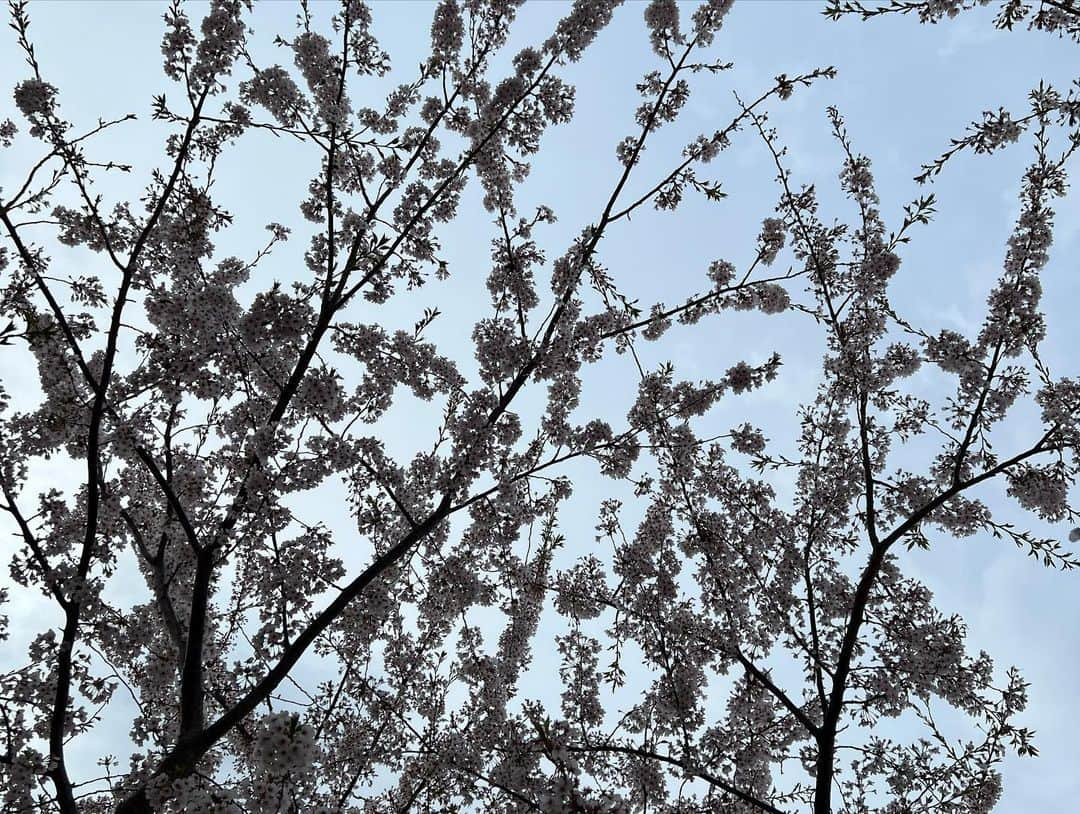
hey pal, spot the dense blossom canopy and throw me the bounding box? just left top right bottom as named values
left=0, top=1, right=1077, bottom=813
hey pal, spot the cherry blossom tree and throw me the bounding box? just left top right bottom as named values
left=0, top=0, right=1077, bottom=812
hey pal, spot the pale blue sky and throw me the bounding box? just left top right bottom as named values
left=1, top=0, right=1078, bottom=810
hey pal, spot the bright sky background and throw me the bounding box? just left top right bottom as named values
left=1, top=0, right=1078, bottom=810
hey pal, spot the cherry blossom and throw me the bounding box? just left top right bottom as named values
left=0, top=2, right=1077, bottom=814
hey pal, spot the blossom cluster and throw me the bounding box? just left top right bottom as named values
left=251, top=711, right=320, bottom=775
